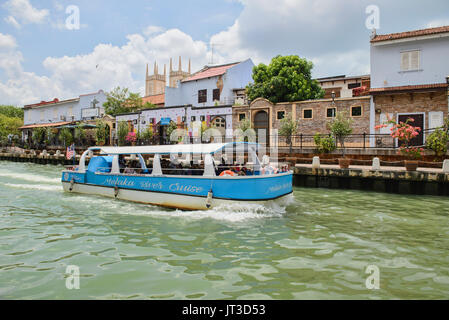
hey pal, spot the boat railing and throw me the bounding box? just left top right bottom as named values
left=92, top=165, right=289, bottom=176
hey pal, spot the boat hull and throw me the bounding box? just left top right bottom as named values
left=61, top=180, right=293, bottom=210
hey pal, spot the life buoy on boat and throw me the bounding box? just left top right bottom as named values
left=219, top=170, right=236, bottom=177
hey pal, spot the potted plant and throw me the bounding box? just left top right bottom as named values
left=426, top=127, right=448, bottom=159
left=327, top=111, right=353, bottom=168
left=375, top=116, right=423, bottom=171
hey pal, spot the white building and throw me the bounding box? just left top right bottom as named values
left=20, top=90, right=107, bottom=142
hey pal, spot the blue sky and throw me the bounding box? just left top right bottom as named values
left=1, top=0, right=449, bottom=106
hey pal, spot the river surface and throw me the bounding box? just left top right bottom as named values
left=0, top=161, right=448, bottom=299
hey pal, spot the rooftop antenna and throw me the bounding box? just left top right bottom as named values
left=209, top=43, right=223, bottom=65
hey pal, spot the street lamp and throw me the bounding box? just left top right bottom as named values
left=331, top=91, right=336, bottom=103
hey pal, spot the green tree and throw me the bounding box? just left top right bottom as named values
left=0, top=114, right=23, bottom=143
left=141, top=126, right=153, bottom=144
left=327, top=111, right=353, bottom=157
left=279, top=113, right=298, bottom=153
left=32, top=127, right=46, bottom=147
left=59, top=128, right=74, bottom=147
left=95, top=119, right=107, bottom=145
left=74, top=124, right=86, bottom=145
left=0, top=105, right=23, bottom=145
left=246, top=55, right=325, bottom=104
left=103, top=87, right=146, bottom=116
left=426, top=128, right=448, bottom=157
left=117, top=121, right=129, bottom=146
left=238, top=118, right=251, bottom=132
left=166, top=121, right=179, bottom=144
left=0, top=105, right=24, bottom=118
left=45, top=128, right=56, bottom=145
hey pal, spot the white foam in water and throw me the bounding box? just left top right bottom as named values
left=108, top=198, right=290, bottom=223
left=0, top=171, right=60, bottom=184
left=3, top=183, right=62, bottom=192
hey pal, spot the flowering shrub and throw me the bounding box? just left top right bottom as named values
left=426, top=128, right=448, bottom=157
left=375, top=116, right=423, bottom=159
left=125, top=131, right=137, bottom=143
left=399, top=146, right=424, bottom=160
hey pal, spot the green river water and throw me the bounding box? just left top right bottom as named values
left=0, top=161, right=448, bottom=299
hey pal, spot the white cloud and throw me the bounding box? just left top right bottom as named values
left=0, top=28, right=212, bottom=106
left=210, top=0, right=369, bottom=76
left=4, top=16, right=21, bottom=29
left=143, top=26, right=165, bottom=37
left=3, top=0, right=49, bottom=25
left=0, top=33, right=18, bottom=50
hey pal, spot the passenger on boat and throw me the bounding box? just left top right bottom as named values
left=123, top=161, right=135, bottom=174
left=118, top=155, right=126, bottom=172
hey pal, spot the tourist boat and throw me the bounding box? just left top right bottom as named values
left=61, top=142, right=293, bottom=210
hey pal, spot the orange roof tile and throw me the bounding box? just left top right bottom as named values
left=182, top=62, right=239, bottom=82
left=143, top=94, right=165, bottom=105
left=371, top=26, right=449, bottom=43
left=19, top=121, right=73, bottom=129
left=370, top=83, right=448, bottom=94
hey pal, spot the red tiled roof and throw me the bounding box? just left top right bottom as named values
left=24, top=98, right=79, bottom=109
left=143, top=94, right=165, bottom=106
left=370, top=83, right=448, bottom=94
left=19, top=121, right=73, bottom=129
left=371, top=26, right=449, bottom=43
left=182, top=62, right=239, bottom=82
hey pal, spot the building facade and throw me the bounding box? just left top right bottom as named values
left=116, top=104, right=233, bottom=144
left=233, top=96, right=371, bottom=147
left=143, top=57, right=192, bottom=107
left=370, top=26, right=449, bottom=146
left=20, top=90, right=108, bottom=144
left=164, top=59, right=255, bottom=107
left=317, top=74, right=371, bottom=99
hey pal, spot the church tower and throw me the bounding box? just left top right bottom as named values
left=169, top=56, right=191, bottom=88
left=145, top=62, right=166, bottom=96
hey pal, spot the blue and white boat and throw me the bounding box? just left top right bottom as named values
left=61, top=142, right=293, bottom=210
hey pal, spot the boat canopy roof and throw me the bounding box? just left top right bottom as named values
left=89, top=142, right=259, bottom=155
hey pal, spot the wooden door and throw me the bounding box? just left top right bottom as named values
left=398, top=114, right=424, bottom=146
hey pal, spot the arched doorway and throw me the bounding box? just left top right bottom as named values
left=211, top=116, right=226, bottom=136
left=253, top=110, right=269, bottom=145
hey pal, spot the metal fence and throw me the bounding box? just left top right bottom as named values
left=2, top=128, right=442, bottom=151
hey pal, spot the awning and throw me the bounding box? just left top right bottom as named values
left=19, top=121, right=73, bottom=130
left=90, top=142, right=260, bottom=155
left=57, top=124, right=98, bottom=129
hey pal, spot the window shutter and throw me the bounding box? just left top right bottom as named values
left=410, top=50, right=420, bottom=70
left=401, top=52, right=410, bottom=71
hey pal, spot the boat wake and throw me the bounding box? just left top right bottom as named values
left=63, top=193, right=290, bottom=223
left=2, top=183, right=62, bottom=192
left=0, top=172, right=60, bottom=184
